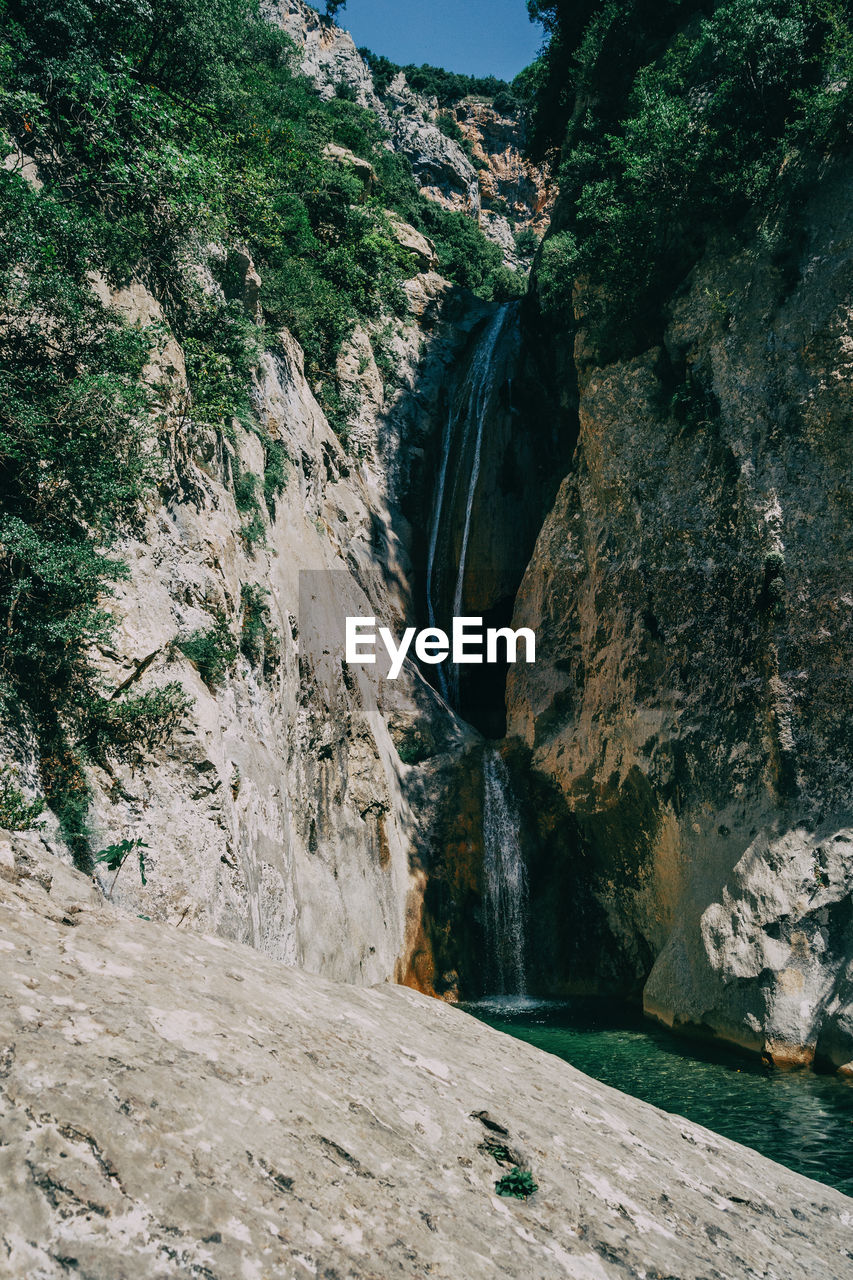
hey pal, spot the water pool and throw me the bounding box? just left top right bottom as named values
left=465, top=997, right=853, bottom=1197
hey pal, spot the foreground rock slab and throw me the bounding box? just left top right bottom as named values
left=1, top=837, right=851, bottom=1280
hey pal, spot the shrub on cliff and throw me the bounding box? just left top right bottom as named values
left=359, top=49, right=514, bottom=106
left=524, top=0, right=853, bottom=346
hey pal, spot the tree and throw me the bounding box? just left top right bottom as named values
left=325, top=0, right=347, bottom=19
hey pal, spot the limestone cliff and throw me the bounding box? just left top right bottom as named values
left=455, top=98, right=553, bottom=255
left=2, top=832, right=851, bottom=1278
left=269, top=0, right=551, bottom=267
left=507, top=161, right=853, bottom=1069
left=0, top=244, right=498, bottom=987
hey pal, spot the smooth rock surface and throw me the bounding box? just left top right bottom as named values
left=1, top=837, right=851, bottom=1280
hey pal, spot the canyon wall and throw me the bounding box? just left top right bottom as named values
left=6, top=0, right=852, bottom=1075
left=3, top=248, right=494, bottom=985
left=508, top=162, right=853, bottom=1069
left=268, top=0, right=552, bottom=267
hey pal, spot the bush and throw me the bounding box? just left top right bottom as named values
left=263, top=440, right=290, bottom=516
left=231, top=459, right=267, bottom=548
left=437, top=111, right=463, bottom=144
left=240, top=583, right=274, bottom=667
left=84, top=684, right=191, bottom=770
left=359, top=50, right=514, bottom=106
left=535, top=231, right=577, bottom=322
left=524, top=0, right=853, bottom=344
left=514, top=226, right=540, bottom=258
left=0, top=0, right=530, bottom=853
left=177, top=615, right=238, bottom=689
left=0, top=765, right=45, bottom=830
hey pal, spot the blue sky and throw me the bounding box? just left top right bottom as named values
left=309, top=1, right=544, bottom=81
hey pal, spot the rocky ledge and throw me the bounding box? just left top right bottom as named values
left=1, top=833, right=851, bottom=1279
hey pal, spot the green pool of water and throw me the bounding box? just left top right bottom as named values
left=464, top=997, right=853, bottom=1198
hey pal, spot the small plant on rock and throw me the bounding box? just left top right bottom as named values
left=84, top=683, right=191, bottom=771
left=240, top=583, right=274, bottom=668
left=177, top=614, right=238, bottom=690
left=0, top=765, right=45, bottom=830
left=495, top=1166, right=538, bottom=1200
left=94, top=837, right=149, bottom=898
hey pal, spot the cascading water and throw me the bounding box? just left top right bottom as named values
left=482, top=748, right=528, bottom=995
left=424, top=304, right=528, bottom=994
left=425, top=303, right=514, bottom=704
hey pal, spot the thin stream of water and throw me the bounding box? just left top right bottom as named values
left=482, top=749, right=528, bottom=995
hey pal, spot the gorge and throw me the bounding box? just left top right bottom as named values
left=2, top=0, right=853, bottom=1271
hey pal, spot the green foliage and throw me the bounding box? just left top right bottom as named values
left=436, top=110, right=462, bottom=143
left=436, top=110, right=475, bottom=162
left=183, top=303, right=260, bottom=430
left=514, top=226, right=541, bottom=259
left=0, top=166, right=169, bottom=861
left=263, top=440, right=290, bottom=516
left=0, top=765, right=45, bottom=830
left=94, top=837, right=149, bottom=893
left=84, top=684, right=191, bottom=770
left=525, top=0, right=853, bottom=346
left=416, top=203, right=526, bottom=299
left=177, top=615, right=238, bottom=689
left=320, top=383, right=360, bottom=450
left=231, top=455, right=267, bottom=548
left=233, top=466, right=260, bottom=515
left=240, top=582, right=274, bottom=667
left=359, top=49, right=515, bottom=106
left=371, top=322, right=399, bottom=387
left=395, top=726, right=436, bottom=765
left=0, top=0, right=525, bottom=853
left=241, top=504, right=267, bottom=550
left=495, top=1166, right=538, bottom=1199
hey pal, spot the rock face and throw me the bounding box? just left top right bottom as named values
left=2, top=833, right=852, bottom=1280
left=267, top=0, right=478, bottom=213
left=2, top=255, right=494, bottom=991
left=456, top=99, right=553, bottom=249
left=268, top=0, right=550, bottom=265
left=263, top=0, right=382, bottom=112
left=382, top=71, right=481, bottom=217
left=507, top=162, right=853, bottom=1067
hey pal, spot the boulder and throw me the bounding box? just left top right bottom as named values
left=322, top=142, right=377, bottom=193
left=387, top=213, right=438, bottom=272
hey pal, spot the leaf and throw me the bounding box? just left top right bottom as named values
left=495, top=1166, right=538, bottom=1200
left=94, top=838, right=135, bottom=871
left=94, top=836, right=149, bottom=884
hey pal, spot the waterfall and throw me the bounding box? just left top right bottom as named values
left=425, top=304, right=512, bottom=704
left=482, top=749, right=528, bottom=995
left=424, top=402, right=453, bottom=699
